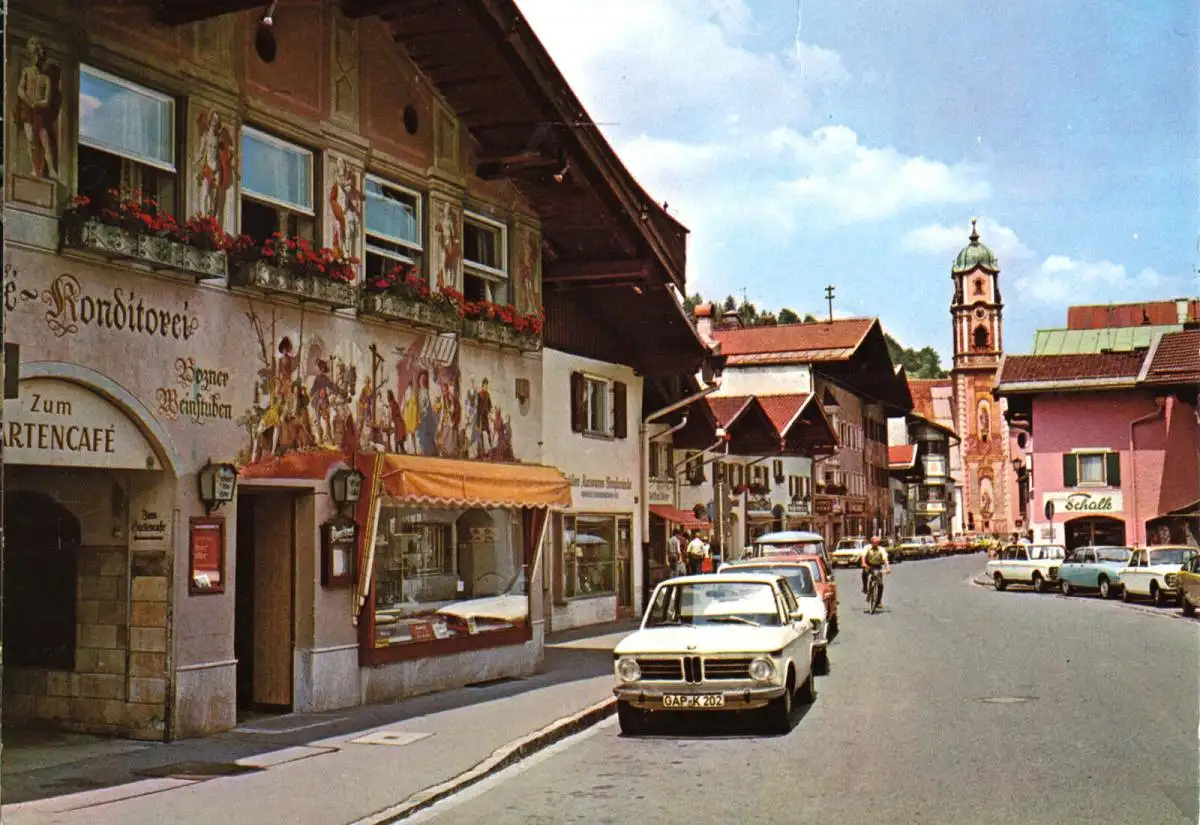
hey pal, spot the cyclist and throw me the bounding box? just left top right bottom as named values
left=860, top=536, right=892, bottom=607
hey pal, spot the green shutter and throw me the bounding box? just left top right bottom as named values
left=1105, top=452, right=1121, bottom=487
left=1062, top=453, right=1077, bottom=487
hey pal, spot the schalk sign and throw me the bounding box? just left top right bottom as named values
left=1042, top=491, right=1123, bottom=515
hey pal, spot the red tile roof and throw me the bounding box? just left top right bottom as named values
left=1067, top=299, right=1200, bottom=330
left=712, top=318, right=875, bottom=362
left=754, top=393, right=811, bottom=434
left=998, top=352, right=1146, bottom=386
left=1143, top=330, right=1200, bottom=385
left=905, top=377, right=950, bottom=422
left=706, top=396, right=754, bottom=427
left=888, top=444, right=917, bottom=469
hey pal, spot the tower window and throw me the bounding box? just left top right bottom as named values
left=974, top=278, right=985, bottom=296
left=972, top=325, right=989, bottom=350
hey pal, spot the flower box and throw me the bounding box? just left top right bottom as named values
left=463, top=317, right=542, bottom=352
left=61, top=217, right=228, bottom=280
left=230, top=260, right=358, bottom=310
left=359, top=292, right=461, bottom=333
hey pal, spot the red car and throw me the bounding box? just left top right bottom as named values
left=746, top=552, right=839, bottom=637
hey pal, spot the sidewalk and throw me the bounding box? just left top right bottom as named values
left=1, top=620, right=637, bottom=824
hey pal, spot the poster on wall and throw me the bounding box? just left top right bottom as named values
left=189, top=517, right=226, bottom=595
left=321, top=519, right=358, bottom=588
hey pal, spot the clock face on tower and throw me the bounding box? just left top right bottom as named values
left=975, top=307, right=986, bottom=320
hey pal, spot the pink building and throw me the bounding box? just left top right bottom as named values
left=996, top=331, right=1200, bottom=550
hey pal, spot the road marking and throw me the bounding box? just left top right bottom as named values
left=234, top=717, right=350, bottom=735
left=401, top=717, right=617, bottom=823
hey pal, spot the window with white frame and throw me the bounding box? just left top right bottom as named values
left=77, top=65, right=177, bottom=214
left=239, top=126, right=315, bottom=244
left=1064, top=451, right=1120, bottom=487
left=364, top=175, right=422, bottom=280
left=463, top=212, right=508, bottom=304
left=584, top=376, right=610, bottom=436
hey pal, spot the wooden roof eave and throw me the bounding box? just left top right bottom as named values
left=158, top=0, right=264, bottom=25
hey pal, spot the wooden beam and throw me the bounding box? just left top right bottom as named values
left=544, top=259, right=650, bottom=282
left=158, top=0, right=264, bottom=25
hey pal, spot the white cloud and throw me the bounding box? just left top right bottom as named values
left=1013, top=257, right=1177, bottom=305
left=902, top=218, right=1034, bottom=263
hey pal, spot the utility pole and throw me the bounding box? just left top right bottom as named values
left=824, top=285, right=836, bottom=322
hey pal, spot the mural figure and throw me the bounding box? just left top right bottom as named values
left=194, top=109, right=235, bottom=225
left=433, top=201, right=462, bottom=289
left=14, top=37, right=62, bottom=181
left=979, top=475, right=995, bottom=518
left=517, top=229, right=540, bottom=313
left=329, top=157, right=362, bottom=260
left=977, top=398, right=991, bottom=442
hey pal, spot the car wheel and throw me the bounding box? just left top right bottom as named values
left=1183, top=596, right=1197, bottom=617
left=617, top=701, right=647, bottom=736
left=1098, top=576, right=1111, bottom=600
left=1122, top=584, right=1135, bottom=603
left=764, top=674, right=795, bottom=734
left=1152, top=583, right=1167, bottom=607
left=1032, top=573, right=1046, bottom=593
left=994, top=572, right=1007, bottom=592
left=1060, top=579, right=1072, bottom=596
left=814, top=647, right=830, bottom=675
left=797, top=668, right=817, bottom=704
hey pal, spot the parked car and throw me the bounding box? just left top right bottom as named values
left=1177, top=553, right=1200, bottom=617
left=1057, top=546, right=1131, bottom=599
left=612, top=573, right=817, bottom=735
left=987, top=543, right=1066, bottom=592
left=716, top=558, right=830, bottom=672
left=791, top=553, right=840, bottom=636
left=831, top=537, right=869, bottom=568
left=1119, top=545, right=1198, bottom=606
left=750, top=530, right=834, bottom=575
left=896, top=535, right=935, bottom=561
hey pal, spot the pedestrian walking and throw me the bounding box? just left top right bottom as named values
left=686, top=531, right=707, bottom=575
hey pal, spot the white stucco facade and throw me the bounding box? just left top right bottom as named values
left=712, top=364, right=813, bottom=397
left=540, top=349, right=643, bottom=630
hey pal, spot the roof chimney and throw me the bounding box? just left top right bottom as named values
left=719, top=309, right=743, bottom=330
left=1178, top=299, right=1189, bottom=324
left=693, top=302, right=718, bottom=347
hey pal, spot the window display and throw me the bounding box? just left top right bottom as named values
left=563, top=514, right=616, bottom=598
left=372, top=506, right=527, bottom=646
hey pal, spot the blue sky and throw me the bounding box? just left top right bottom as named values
left=516, top=0, right=1197, bottom=362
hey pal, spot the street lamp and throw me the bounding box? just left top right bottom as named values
left=197, top=461, right=238, bottom=514
left=330, top=467, right=365, bottom=517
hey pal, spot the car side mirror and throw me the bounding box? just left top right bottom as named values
left=789, top=610, right=805, bottom=623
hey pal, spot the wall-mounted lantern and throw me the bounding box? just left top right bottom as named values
left=197, top=461, right=238, bottom=514
left=330, top=467, right=365, bottom=516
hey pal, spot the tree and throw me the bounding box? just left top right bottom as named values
left=802, top=313, right=818, bottom=323
left=885, top=333, right=948, bottom=378
left=722, top=295, right=738, bottom=312
left=778, top=308, right=800, bottom=324
left=682, top=292, right=704, bottom=316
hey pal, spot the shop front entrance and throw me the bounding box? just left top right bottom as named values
left=1065, top=516, right=1127, bottom=551
left=235, top=491, right=297, bottom=715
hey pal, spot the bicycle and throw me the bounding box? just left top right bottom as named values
left=865, top=568, right=884, bottom=614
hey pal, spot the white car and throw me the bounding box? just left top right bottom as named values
left=716, top=559, right=830, bottom=673
left=612, top=574, right=817, bottom=735
left=831, top=537, right=869, bottom=568
left=987, top=543, right=1066, bottom=592
left=1119, top=546, right=1198, bottom=606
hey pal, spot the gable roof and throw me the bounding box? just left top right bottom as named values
left=755, top=393, right=811, bottom=434
left=706, top=396, right=757, bottom=429
left=996, top=351, right=1147, bottom=393
left=1067, top=299, right=1200, bottom=330
left=888, top=444, right=917, bottom=470
left=712, top=318, right=875, bottom=365
left=1141, top=330, right=1200, bottom=386
left=905, top=377, right=951, bottom=422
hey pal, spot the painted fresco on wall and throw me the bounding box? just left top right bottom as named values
left=515, top=225, right=542, bottom=314
left=431, top=199, right=463, bottom=290
left=190, top=105, right=237, bottom=232
left=326, top=153, right=364, bottom=263
left=978, top=470, right=995, bottom=518
left=11, top=36, right=64, bottom=182
left=238, top=307, right=516, bottom=469
left=977, top=397, right=991, bottom=442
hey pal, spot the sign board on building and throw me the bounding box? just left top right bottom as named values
left=1, top=378, right=163, bottom=470
left=567, top=473, right=634, bottom=505
left=648, top=479, right=674, bottom=505
left=814, top=497, right=834, bottom=515
left=845, top=500, right=866, bottom=515
left=1042, top=491, right=1123, bottom=515
left=786, top=500, right=811, bottom=516
left=746, top=495, right=772, bottom=515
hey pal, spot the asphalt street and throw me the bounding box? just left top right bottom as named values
left=408, top=554, right=1200, bottom=825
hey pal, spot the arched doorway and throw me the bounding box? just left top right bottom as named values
left=1065, top=516, right=1126, bottom=551
left=4, top=490, right=81, bottom=669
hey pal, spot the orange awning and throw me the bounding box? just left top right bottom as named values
left=649, top=505, right=711, bottom=530
left=374, top=454, right=571, bottom=509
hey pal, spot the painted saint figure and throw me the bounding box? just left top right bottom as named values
left=194, top=109, right=235, bottom=225
left=329, top=158, right=362, bottom=260
left=15, top=37, right=62, bottom=180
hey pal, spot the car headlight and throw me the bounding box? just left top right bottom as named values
left=615, top=657, right=641, bottom=683
left=748, top=657, right=775, bottom=682
left=1165, top=574, right=1178, bottom=587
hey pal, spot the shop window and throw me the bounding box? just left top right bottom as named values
left=77, top=65, right=177, bottom=215
left=364, top=175, right=423, bottom=280
left=1063, top=451, right=1120, bottom=487
left=649, top=442, right=673, bottom=480
left=240, top=126, right=315, bottom=244
left=563, top=514, right=616, bottom=598
left=371, top=507, right=526, bottom=646
left=463, top=213, right=508, bottom=304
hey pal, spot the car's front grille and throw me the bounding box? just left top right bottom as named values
left=1048, top=567, right=1059, bottom=580
left=703, top=658, right=753, bottom=680
left=636, top=658, right=683, bottom=681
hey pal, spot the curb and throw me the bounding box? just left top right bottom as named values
left=349, top=696, right=617, bottom=824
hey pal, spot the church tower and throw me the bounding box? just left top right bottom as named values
left=950, top=219, right=1012, bottom=536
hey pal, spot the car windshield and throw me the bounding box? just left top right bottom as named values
left=1148, top=549, right=1193, bottom=566
left=758, top=542, right=822, bottom=557
left=644, top=581, right=782, bottom=628
left=802, top=560, right=824, bottom=582
left=718, top=565, right=815, bottom=597
left=835, top=540, right=861, bottom=550
left=1095, top=547, right=1132, bottom=563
